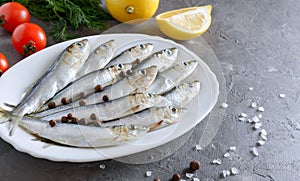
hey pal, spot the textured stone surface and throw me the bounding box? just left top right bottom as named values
left=0, top=0, right=300, bottom=180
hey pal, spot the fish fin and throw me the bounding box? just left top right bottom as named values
left=124, top=105, right=140, bottom=115
left=3, top=102, right=16, bottom=108
left=149, top=120, right=163, bottom=132
left=129, top=88, right=139, bottom=94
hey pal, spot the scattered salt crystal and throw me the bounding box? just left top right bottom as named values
left=238, top=117, right=246, bottom=122
left=247, top=119, right=253, bottom=123
left=223, top=152, right=231, bottom=158
left=260, top=129, right=268, bottom=136
left=258, top=114, right=263, bottom=119
left=257, top=106, right=265, bottom=112
left=221, top=103, right=228, bottom=108
left=225, top=170, right=231, bottom=176
left=99, top=164, right=106, bottom=169
left=195, top=144, right=202, bottom=151
left=240, top=113, right=248, bottom=118
left=257, top=140, right=265, bottom=146
left=253, top=122, right=262, bottom=130
left=251, top=147, right=259, bottom=157
left=260, top=134, right=267, bottom=140
left=231, top=167, right=239, bottom=175
left=193, top=178, right=200, bottom=181
left=229, top=146, right=237, bottom=151
left=212, top=158, right=222, bottom=165
left=252, top=116, right=260, bottom=123
left=249, top=87, right=254, bottom=91
left=146, top=171, right=152, bottom=177
left=279, top=94, right=286, bottom=98
left=250, top=102, right=257, bottom=108
left=186, top=173, right=194, bottom=178
left=221, top=170, right=230, bottom=178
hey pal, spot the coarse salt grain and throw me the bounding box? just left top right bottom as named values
left=260, top=129, right=267, bottom=136
left=238, top=117, right=246, bottom=122
left=260, top=134, right=267, bottom=140
left=195, top=144, right=202, bottom=151
left=186, top=173, right=194, bottom=178
left=221, top=103, right=228, bottom=108
left=229, top=146, right=237, bottom=151
left=253, top=122, right=262, bottom=130
left=221, top=170, right=229, bottom=178
left=99, top=164, right=106, bottom=169
left=251, top=102, right=257, bottom=108
left=247, top=119, right=253, bottom=123
left=252, top=116, right=260, bottom=123
left=193, top=178, right=200, bottom=181
left=225, top=170, right=231, bottom=176
left=249, top=87, right=254, bottom=91
left=258, top=114, right=263, bottom=119
left=146, top=171, right=152, bottom=177
left=257, top=140, right=265, bottom=146
left=279, top=94, right=286, bottom=98
left=212, top=158, right=222, bottom=165
left=223, top=152, right=231, bottom=158
left=231, top=167, right=239, bottom=175
left=251, top=147, right=259, bottom=157
left=257, top=106, right=265, bottom=112
left=240, top=113, right=248, bottom=118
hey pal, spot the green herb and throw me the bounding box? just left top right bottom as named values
left=0, top=0, right=112, bottom=42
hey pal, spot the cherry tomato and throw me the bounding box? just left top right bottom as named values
left=0, top=2, right=30, bottom=32
left=12, top=23, right=47, bottom=56
left=0, top=53, right=9, bottom=76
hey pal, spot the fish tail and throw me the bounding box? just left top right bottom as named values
left=0, top=107, right=21, bottom=136
left=0, top=107, right=10, bottom=124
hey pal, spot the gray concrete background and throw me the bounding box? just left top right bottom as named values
left=0, top=0, right=300, bottom=180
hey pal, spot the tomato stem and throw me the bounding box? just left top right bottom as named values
left=23, top=41, right=37, bottom=56
left=0, top=14, right=5, bottom=25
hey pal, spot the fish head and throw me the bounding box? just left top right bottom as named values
left=112, top=125, right=149, bottom=138
left=161, top=47, right=178, bottom=61
left=94, top=40, right=115, bottom=58
left=178, top=60, right=198, bottom=73
left=133, top=93, right=163, bottom=107
left=163, top=106, right=187, bottom=124
left=109, top=63, right=133, bottom=79
left=128, top=66, right=158, bottom=90
left=68, top=39, right=90, bottom=59
left=178, top=80, right=201, bottom=98
left=130, top=43, right=154, bottom=60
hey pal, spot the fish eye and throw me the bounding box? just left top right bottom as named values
left=117, top=64, right=124, bottom=69
left=164, top=49, right=172, bottom=56
left=182, top=62, right=188, bottom=66
left=139, top=44, right=146, bottom=49
left=146, top=93, right=152, bottom=98
left=139, top=69, right=146, bottom=75
left=76, top=42, right=83, bottom=47
left=171, top=107, right=177, bottom=113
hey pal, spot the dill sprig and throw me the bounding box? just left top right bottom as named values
left=0, top=0, right=112, bottom=42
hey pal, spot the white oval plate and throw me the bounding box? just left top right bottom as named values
left=0, top=34, right=219, bottom=162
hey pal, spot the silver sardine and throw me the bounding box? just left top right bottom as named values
left=75, top=40, right=115, bottom=78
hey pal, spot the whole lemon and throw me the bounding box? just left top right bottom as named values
left=106, top=0, right=159, bottom=23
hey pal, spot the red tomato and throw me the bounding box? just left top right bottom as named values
left=12, top=23, right=47, bottom=56
left=0, top=53, right=9, bottom=76
left=0, top=2, right=30, bottom=32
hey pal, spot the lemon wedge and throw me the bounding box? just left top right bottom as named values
left=156, top=5, right=212, bottom=40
